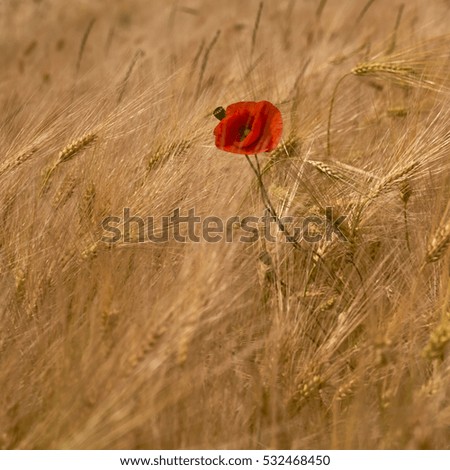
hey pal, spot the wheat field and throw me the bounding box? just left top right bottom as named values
left=1, top=0, right=450, bottom=450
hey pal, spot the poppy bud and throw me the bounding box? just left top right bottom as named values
left=213, top=106, right=226, bottom=121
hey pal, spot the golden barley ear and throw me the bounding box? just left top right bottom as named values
left=261, top=135, right=300, bottom=175
left=58, top=133, right=97, bottom=164
left=348, top=161, right=420, bottom=241
left=426, top=221, right=450, bottom=263
left=125, top=321, right=170, bottom=376
left=52, top=174, right=79, bottom=208
left=387, top=107, right=408, bottom=117
left=351, top=63, right=416, bottom=77
left=367, top=160, right=420, bottom=202
left=423, top=313, right=450, bottom=361
left=40, top=165, right=58, bottom=196
left=78, top=182, right=96, bottom=225
left=40, top=133, right=96, bottom=196
left=289, top=372, right=324, bottom=411
left=0, top=147, right=37, bottom=177
left=336, top=378, right=357, bottom=401
left=147, top=139, right=190, bottom=172
left=307, top=160, right=347, bottom=183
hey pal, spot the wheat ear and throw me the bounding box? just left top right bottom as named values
left=426, top=221, right=450, bottom=263
left=147, top=139, right=190, bottom=172
left=368, top=160, right=419, bottom=201
left=261, top=135, right=300, bottom=175
left=307, top=160, right=347, bottom=183
left=41, top=132, right=97, bottom=195
left=352, top=63, right=416, bottom=77
left=350, top=161, right=419, bottom=239
left=58, top=133, right=96, bottom=163
left=0, top=147, right=37, bottom=177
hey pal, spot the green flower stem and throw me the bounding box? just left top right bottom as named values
left=244, top=154, right=344, bottom=294
left=245, top=154, right=302, bottom=248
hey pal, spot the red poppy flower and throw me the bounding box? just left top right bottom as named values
left=213, top=100, right=283, bottom=155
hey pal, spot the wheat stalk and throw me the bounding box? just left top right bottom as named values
left=76, top=18, right=96, bottom=75
left=327, top=73, right=350, bottom=157
left=117, top=49, right=144, bottom=104
left=386, top=3, right=404, bottom=54
left=400, top=180, right=412, bottom=252
left=196, top=29, right=221, bottom=98
left=356, top=0, right=376, bottom=24
left=190, top=39, right=205, bottom=73
left=316, top=0, right=328, bottom=18
left=250, top=2, right=264, bottom=57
